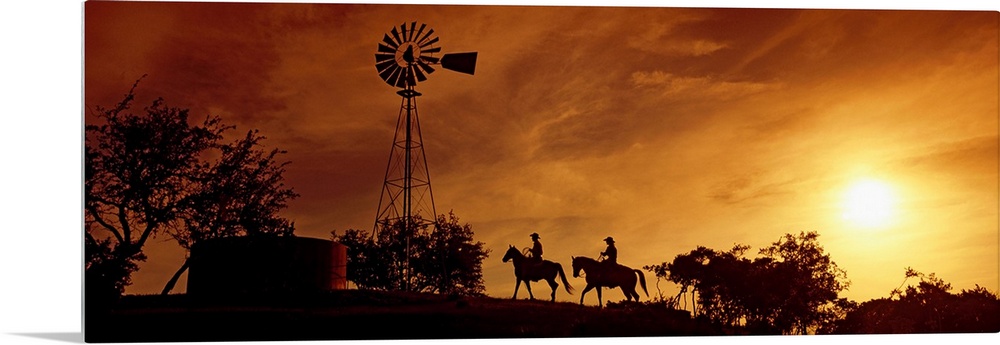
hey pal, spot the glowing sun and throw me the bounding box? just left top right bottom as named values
left=842, top=179, right=897, bottom=228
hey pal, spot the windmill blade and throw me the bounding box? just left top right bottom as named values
left=419, top=36, right=439, bottom=48
left=422, top=46, right=441, bottom=54
left=381, top=34, right=398, bottom=49
left=375, top=58, right=397, bottom=74
left=413, top=23, right=427, bottom=44
left=420, top=55, right=440, bottom=64
left=400, top=23, right=408, bottom=44
left=407, top=22, right=417, bottom=41
left=416, top=60, right=436, bottom=74
left=375, top=52, right=395, bottom=63
left=441, top=52, right=478, bottom=75
left=390, top=26, right=402, bottom=46
left=379, top=64, right=400, bottom=83
left=386, top=66, right=404, bottom=87
left=412, top=64, right=428, bottom=82
left=377, top=43, right=396, bottom=54
left=417, top=29, right=435, bottom=45
left=395, top=68, right=410, bottom=88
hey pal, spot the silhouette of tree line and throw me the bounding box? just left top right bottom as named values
left=643, top=231, right=999, bottom=334
left=823, top=268, right=1000, bottom=333
left=643, top=231, right=848, bottom=334
left=331, top=212, right=490, bottom=296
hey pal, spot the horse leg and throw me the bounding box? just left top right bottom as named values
left=548, top=278, right=558, bottom=302
left=625, top=287, right=636, bottom=302
left=525, top=280, right=535, bottom=300
left=512, top=279, right=521, bottom=299
left=580, top=284, right=594, bottom=305
left=597, top=286, right=603, bottom=308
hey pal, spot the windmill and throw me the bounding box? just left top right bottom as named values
left=372, top=22, right=477, bottom=290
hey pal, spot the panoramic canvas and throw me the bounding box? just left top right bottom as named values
left=83, top=1, right=999, bottom=342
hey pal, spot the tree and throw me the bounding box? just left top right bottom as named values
left=85, top=78, right=298, bottom=301
left=645, top=246, right=708, bottom=316
left=331, top=211, right=490, bottom=296
left=86, top=78, right=226, bottom=302
left=757, top=231, right=850, bottom=334
left=160, top=129, right=298, bottom=295
left=825, top=268, right=1000, bottom=334
left=85, top=223, right=143, bottom=314
left=645, top=231, right=849, bottom=334
left=418, top=212, right=489, bottom=295
left=646, top=245, right=751, bottom=326
left=333, top=217, right=420, bottom=291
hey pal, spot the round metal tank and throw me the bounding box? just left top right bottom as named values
left=187, top=236, right=348, bottom=295
left=330, top=240, right=348, bottom=290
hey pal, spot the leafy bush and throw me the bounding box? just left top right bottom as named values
left=332, top=211, right=490, bottom=296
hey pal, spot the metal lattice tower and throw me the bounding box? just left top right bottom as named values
left=371, top=22, right=477, bottom=291
left=373, top=87, right=437, bottom=235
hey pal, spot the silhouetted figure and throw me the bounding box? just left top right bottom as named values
left=600, top=236, right=617, bottom=266
left=529, top=232, right=543, bottom=263
left=502, top=245, right=574, bottom=301
left=571, top=256, right=648, bottom=308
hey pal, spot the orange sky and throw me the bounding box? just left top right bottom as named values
left=83, top=1, right=998, bottom=305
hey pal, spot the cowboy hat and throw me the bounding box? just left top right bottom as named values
left=530, top=232, right=540, bottom=238
left=604, top=236, right=615, bottom=243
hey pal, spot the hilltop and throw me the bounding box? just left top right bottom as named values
left=85, top=289, right=721, bottom=342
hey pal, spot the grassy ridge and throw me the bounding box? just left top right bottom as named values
left=85, top=290, right=722, bottom=342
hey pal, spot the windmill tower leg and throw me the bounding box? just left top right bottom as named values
left=373, top=86, right=437, bottom=291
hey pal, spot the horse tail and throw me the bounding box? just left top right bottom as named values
left=557, top=263, right=574, bottom=294
left=634, top=269, right=649, bottom=298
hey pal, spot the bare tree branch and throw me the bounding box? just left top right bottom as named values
left=87, top=205, right=124, bottom=243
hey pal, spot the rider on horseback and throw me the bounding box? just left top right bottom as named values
left=600, top=236, right=617, bottom=267
left=529, top=233, right=543, bottom=264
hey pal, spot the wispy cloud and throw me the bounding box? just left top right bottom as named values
left=630, top=70, right=783, bottom=99
left=900, top=136, right=999, bottom=178
left=626, top=13, right=729, bottom=57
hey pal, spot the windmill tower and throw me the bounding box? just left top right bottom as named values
left=372, top=22, right=477, bottom=290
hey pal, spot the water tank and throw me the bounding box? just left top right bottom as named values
left=187, top=236, right=348, bottom=295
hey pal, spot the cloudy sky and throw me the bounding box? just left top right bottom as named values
left=82, top=1, right=997, bottom=304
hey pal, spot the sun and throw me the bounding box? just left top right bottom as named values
left=842, top=179, right=897, bottom=229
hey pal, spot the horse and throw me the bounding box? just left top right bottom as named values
left=501, top=245, right=574, bottom=301
left=570, top=256, right=648, bottom=308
